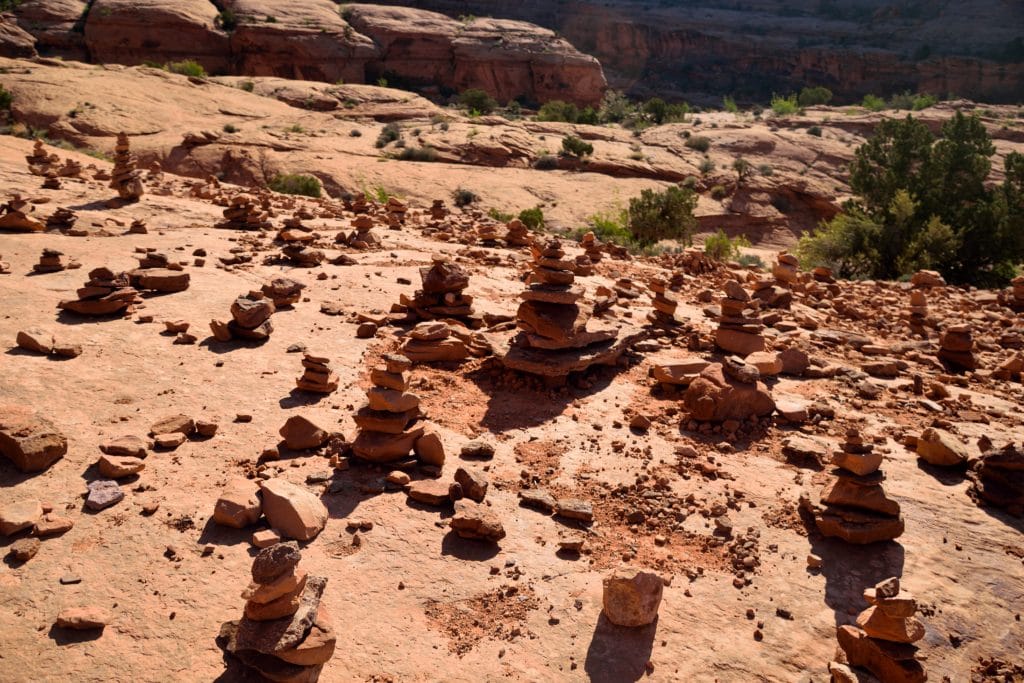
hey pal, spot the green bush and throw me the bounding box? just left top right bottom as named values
left=533, top=154, right=559, bottom=170
left=626, top=185, right=698, bottom=247
left=912, top=93, right=938, bottom=110
left=269, top=174, right=322, bottom=197
left=537, top=100, right=579, bottom=123
left=798, top=86, right=833, bottom=107
left=732, top=157, right=751, bottom=181
left=685, top=136, right=711, bottom=152
left=216, top=9, right=237, bottom=31
left=699, top=158, right=715, bottom=175
left=582, top=206, right=632, bottom=245
left=561, top=135, right=593, bottom=157
left=799, top=113, right=1024, bottom=285
left=349, top=129, right=361, bottom=137
left=396, top=146, right=437, bottom=161
left=165, top=60, right=207, bottom=78
left=453, top=187, right=478, bottom=207
left=758, top=163, right=773, bottom=176
left=598, top=90, right=632, bottom=123
left=770, top=93, right=800, bottom=116
left=459, top=88, right=497, bottom=115
left=861, top=94, right=886, bottom=112
left=0, top=85, right=12, bottom=111
left=644, top=97, right=668, bottom=124
left=710, top=184, right=728, bottom=199
left=703, top=229, right=751, bottom=261
left=487, top=207, right=514, bottom=222
left=722, top=96, right=738, bottom=113
left=238, top=80, right=255, bottom=92
left=518, top=206, right=545, bottom=231
left=375, top=122, right=401, bottom=148
left=807, top=125, right=822, bottom=136
left=222, top=123, right=239, bottom=133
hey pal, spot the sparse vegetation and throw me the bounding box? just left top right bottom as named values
left=269, top=173, right=322, bottom=198
left=770, top=93, right=800, bottom=116
left=458, top=89, right=497, bottom=116
left=537, top=100, right=598, bottom=125
left=0, top=85, right=13, bottom=113
left=561, top=135, right=593, bottom=157
left=238, top=80, right=255, bottom=92
left=757, top=163, right=774, bottom=176
left=685, top=136, right=711, bottom=153
left=487, top=208, right=514, bottom=222
left=797, top=86, right=833, bottom=107
left=215, top=9, right=237, bottom=31
left=626, top=185, right=698, bottom=247
left=518, top=206, right=545, bottom=231
left=722, top=96, right=739, bottom=113
left=533, top=154, right=559, bottom=170
left=710, top=184, right=729, bottom=199
left=453, top=188, right=478, bottom=207
left=222, top=123, right=239, bottom=133
left=861, top=94, right=887, bottom=112
left=165, top=60, right=207, bottom=78
left=703, top=229, right=751, bottom=261
left=396, top=146, right=438, bottom=162
left=807, top=125, right=823, bottom=137
left=699, top=158, right=716, bottom=175
left=375, top=122, right=401, bottom=148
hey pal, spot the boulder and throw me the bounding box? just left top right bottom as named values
left=259, top=479, right=328, bottom=541
left=0, top=499, right=43, bottom=536
left=0, top=407, right=67, bottom=472
left=916, top=428, right=970, bottom=467
left=213, top=477, right=263, bottom=528
left=449, top=499, right=505, bottom=542
left=602, top=567, right=663, bottom=627
left=682, top=363, right=775, bottom=423
left=279, top=416, right=328, bottom=450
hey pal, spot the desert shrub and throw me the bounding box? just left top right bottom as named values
left=722, top=96, right=738, bottom=113
left=807, top=125, right=822, bottom=136
left=533, top=154, right=559, bottom=170
left=704, top=229, right=751, bottom=261
left=216, top=9, right=237, bottom=31
left=738, top=253, right=765, bottom=268
left=222, top=123, right=239, bottom=133
left=757, top=163, right=774, bottom=176
left=518, top=206, right=545, bottom=230
left=487, top=208, right=514, bottom=222
left=770, top=93, right=800, bottom=116
left=681, top=175, right=698, bottom=189
left=799, top=113, right=1024, bottom=284
left=238, top=80, right=255, bottom=92
left=0, top=85, right=12, bottom=111
left=453, top=187, right=478, bottom=207
left=912, top=93, right=938, bottom=110
left=598, top=90, right=633, bottom=123
left=576, top=106, right=600, bottom=125
left=459, top=88, right=497, bottom=115
left=685, top=135, right=711, bottom=152
left=861, top=94, right=886, bottom=112
left=504, top=100, right=522, bottom=118
left=699, top=158, right=716, bottom=175
left=581, top=205, right=632, bottom=245
left=537, top=100, right=579, bottom=123
left=626, top=185, right=698, bottom=247
left=375, top=122, right=401, bottom=148
left=269, top=173, right=321, bottom=198
left=561, top=135, right=593, bottom=157
left=397, top=146, right=438, bottom=162
left=798, top=86, right=833, bottom=107
left=349, top=129, right=361, bottom=137
left=165, top=60, right=206, bottom=78
left=732, top=157, right=751, bottom=181
left=643, top=97, right=668, bottom=124
left=710, top=184, right=729, bottom=199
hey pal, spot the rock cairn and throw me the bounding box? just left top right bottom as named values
left=772, top=251, right=799, bottom=285
left=109, top=132, right=144, bottom=202
left=682, top=357, right=775, bottom=427
left=45, top=207, right=77, bottom=231
left=57, top=158, right=83, bottom=178
left=352, top=354, right=441, bottom=464
left=218, top=194, right=271, bottom=230
left=127, top=219, right=148, bottom=235
left=33, top=249, right=77, bottom=273
left=505, top=218, right=532, bottom=247
left=296, top=352, right=338, bottom=394
left=477, top=222, right=500, bottom=246
left=502, top=239, right=638, bottom=379
left=0, top=254, right=10, bottom=274
left=277, top=215, right=314, bottom=243
left=968, top=442, right=1023, bottom=517
left=715, top=279, right=765, bottom=356
left=219, top=542, right=335, bottom=682
left=801, top=429, right=904, bottom=543
left=938, top=324, right=976, bottom=372
left=835, top=577, right=926, bottom=683
left=907, top=290, right=928, bottom=336
left=282, top=243, right=324, bottom=267
left=429, top=199, right=448, bottom=221
left=58, top=267, right=139, bottom=316
left=42, top=172, right=62, bottom=190
left=400, top=321, right=481, bottom=363
left=647, top=277, right=681, bottom=329
left=0, top=194, right=45, bottom=232
left=398, top=256, right=475, bottom=325
left=579, top=231, right=603, bottom=263
left=1009, top=275, right=1024, bottom=311
left=27, top=140, right=56, bottom=175
left=385, top=196, right=407, bottom=227
left=262, top=277, right=305, bottom=308
left=210, top=292, right=275, bottom=342
left=337, top=215, right=380, bottom=249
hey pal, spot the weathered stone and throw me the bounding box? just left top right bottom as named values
left=454, top=466, right=488, bottom=502
left=0, top=499, right=42, bottom=536
left=259, top=479, right=328, bottom=541
left=55, top=607, right=110, bottom=631
left=0, top=408, right=68, bottom=472
left=85, top=480, right=124, bottom=511
left=213, top=477, right=263, bottom=529
left=450, top=499, right=505, bottom=542
left=251, top=541, right=301, bottom=584
left=917, top=428, right=970, bottom=467
left=279, top=416, right=328, bottom=450
left=602, top=568, right=663, bottom=627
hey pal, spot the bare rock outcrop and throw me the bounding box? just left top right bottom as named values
left=0, top=12, right=38, bottom=58
left=13, top=0, right=88, bottom=60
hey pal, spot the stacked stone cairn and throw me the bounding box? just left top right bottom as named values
left=109, top=132, right=144, bottom=202
left=398, top=256, right=477, bottom=326
left=1009, top=275, right=1024, bottom=311
left=505, top=218, right=532, bottom=247
left=384, top=196, right=407, bottom=227
left=352, top=354, right=441, bottom=464
left=128, top=251, right=191, bottom=293
left=429, top=199, right=448, bottom=221
left=217, top=194, right=271, bottom=230
left=27, top=139, right=57, bottom=175
left=347, top=195, right=370, bottom=214
left=295, top=352, right=338, bottom=394
left=968, top=442, right=1023, bottom=517
left=127, top=219, right=148, bottom=235
left=715, top=279, right=765, bottom=356
left=579, top=231, right=603, bottom=263
left=219, top=542, right=335, bottom=682
left=647, top=277, right=681, bottom=329
left=262, top=277, right=305, bottom=308
left=801, top=429, right=904, bottom=543
left=400, top=321, right=478, bottom=363
left=210, top=292, right=275, bottom=342
left=337, top=215, right=380, bottom=249
left=0, top=194, right=45, bottom=232
left=277, top=215, right=315, bottom=243
left=938, top=324, right=976, bottom=372
left=58, top=267, right=140, bottom=316
left=42, top=172, right=62, bottom=190
left=282, top=242, right=324, bottom=267
left=45, top=207, right=77, bottom=231
left=33, top=248, right=77, bottom=273
left=835, top=576, right=926, bottom=683
left=908, top=290, right=928, bottom=336
left=772, top=251, right=799, bottom=284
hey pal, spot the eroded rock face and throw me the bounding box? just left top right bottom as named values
left=14, top=0, right=89, bottom=60
left=0, top=13, right=38, bottom=58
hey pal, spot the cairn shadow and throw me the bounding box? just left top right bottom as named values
left=197, top=517, right=253, bottom=548
left=55, top=311, right=126, bottom=326
left=913, top=458, right=969, bottom=487
left=0, top=459, right=54, bottom=486
left=583, top=613, right=658, bottom=683
left=278, top=389, right=330, bottom=409
left=440, top=530, right=499, bottom=561
left=804, top=516, right=906, bottom=627
left=47, top=624, right=105, bottom=645
left=5, top=347, right=77, bottom=362
left=198, top=336, right=270, bottom=354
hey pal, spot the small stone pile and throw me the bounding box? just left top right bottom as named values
left=502, top=239, right=637, bottom=379
left=58, top=267, right=139, bottom=316
left=281, top=243, right=324, bottom=267
left=109, top=132, right=144, bottom=202
left=127, top=251, right=190, bottom=293
left=210, top=292, right=275, bottom=342
left=647, top=277, right=681, bottom=329
left=57, top=158, right=83, bottom=178
left=262, top=277, right=305, bottom=308
left=217, top=194, right=271, bottom=230
left=476, top=222, right=500, bottom=246
left=772, top=251, right=799, bottom=285
left=938, top=324, right=976, bottom=372
left=682, top=357, right=774, bottom=426
left=0, top=194, right=45, bottom=232
left=505, top=218, right=532, bottom=247
left=579, top=231, right=603, bottom=263
left=33, top=249, right=77, bottom=274
left=27, top=140, right=56, bottom=175
left=42, top=172, right=61, bottom=190
left=352, top=354, right=442, bottom=465
left=219, top=542, right=335, bottom=682
left=801, top=429, right=904, bottom=544
left=385, top=196, right=407, bottom=226
left=400, top=321, right=475, bottom=363
left=429, top=199, right=448, bottom=221
left=1009, top=275, right=1024, bottom=311
left=715, top=280, right=765, bottom=356
left=398, top=256, right=475, bottom=324
left=277, top=215, right=315, bottom=243
left=45, top=207, right=77, bottom=231
left=127, top=219, right=148, bottom=235
left=296, top=352, right=338, bottom=394
left=0, top=254, right=10, bottom=274
left=968, top=442, right=1023, bottom=517
left=907, top=290, right=928, bottom=335
left=835, top=577, right=925, bottom=683
left=337, top=215, right=380, bottom=249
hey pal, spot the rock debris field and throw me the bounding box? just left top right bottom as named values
left=1, top=134, right=1023, bottom=682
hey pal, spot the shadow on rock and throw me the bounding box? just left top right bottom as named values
left=584, top=613, right=657, bottom=683
left=440, top=530, right=499, bottom=562
left=47, top=624, right=104, bottom=646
